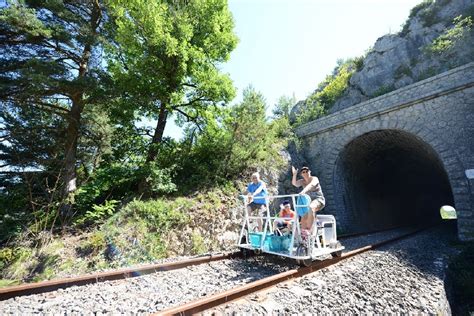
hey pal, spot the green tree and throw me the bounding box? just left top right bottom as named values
left=0, top=0, right=110, bottom=200
left=273, top=94, right=296, bottom=119
left=106, top=0, right=238, bottom=162
left=222, top=86, right=269, bottom=177
left=174, top=86, right=290, bottom=191
left=294, top=59, right=356, bottom=126
left=0, top=105, right=66, bottom=240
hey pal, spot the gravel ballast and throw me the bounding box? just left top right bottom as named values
left=0, top=225, right=457, bottom=314
left=210, top=225, right=457, bottom=315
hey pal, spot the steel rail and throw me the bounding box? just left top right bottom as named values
left=0, top=252, right=243, bottom=301
left=154, top=226, right=428, bottom=316
left=0, top=225, right=422, bottom=302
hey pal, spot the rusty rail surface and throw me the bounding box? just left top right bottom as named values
left=0, top=252, right=242, bottom=301
left=155, top=226, right=427, bottom=316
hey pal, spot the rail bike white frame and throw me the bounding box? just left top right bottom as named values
left=237, top=193, right=344, bottom=261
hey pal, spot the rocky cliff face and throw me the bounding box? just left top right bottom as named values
left=295, top=0, right=474, bottom=116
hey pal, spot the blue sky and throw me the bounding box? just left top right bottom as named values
left=164, top=0, right=423, bottom=138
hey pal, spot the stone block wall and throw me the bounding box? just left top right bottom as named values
left=295, top=63, right=474, bottom=241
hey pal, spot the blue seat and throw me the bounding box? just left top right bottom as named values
left=295, top=194, right=311, bottom=217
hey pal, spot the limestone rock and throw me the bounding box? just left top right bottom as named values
left=293, top=0, right=474, bottom=118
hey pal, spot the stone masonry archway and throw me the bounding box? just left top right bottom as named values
left=333, top=129, right=454, bottom=231
left=295, top=63, right=474, bottom=240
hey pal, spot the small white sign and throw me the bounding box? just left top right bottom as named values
left=466, top=169, right=474, bottom=179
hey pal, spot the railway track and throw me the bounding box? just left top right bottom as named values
left=154, top=226, right=428, bottom=315
left=0, top=252, right=243, bottom=300
left=0, top=225, right=422, bottom=311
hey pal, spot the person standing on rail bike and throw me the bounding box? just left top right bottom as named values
left=244, top=172, right=268, bottom=231
left=291, top=166, right=326, bottom=233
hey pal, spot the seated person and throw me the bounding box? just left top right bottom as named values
left=273, top=200, right=296, bottom=234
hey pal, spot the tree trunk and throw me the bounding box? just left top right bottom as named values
left=63, top=100, right=82, bottom=198
left=62, top=1, right=101, bottom=199
left=146, top=103, right=168, bottom=162
left=138, top=103, right=168, bottom=196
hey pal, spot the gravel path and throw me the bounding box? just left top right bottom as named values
left=0, top=225, right=456, bottom=314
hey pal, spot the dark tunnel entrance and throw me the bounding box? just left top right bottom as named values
left=335, top=129, right=455, bottom=230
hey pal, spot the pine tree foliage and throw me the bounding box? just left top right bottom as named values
left=0, top=0, right=292, bottom=244
left=0, top=0, right=110, bottom=197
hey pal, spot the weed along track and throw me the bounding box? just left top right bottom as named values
left=0, top=226, right=437, bottom=314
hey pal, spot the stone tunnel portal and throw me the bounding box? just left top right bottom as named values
left=335, top=129, right=454, bottom=230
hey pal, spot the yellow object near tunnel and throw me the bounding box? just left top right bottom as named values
left=440, top=205, right=457, bottom=220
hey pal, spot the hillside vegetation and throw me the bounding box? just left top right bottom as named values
left=0, top=0, right=293, bottom=285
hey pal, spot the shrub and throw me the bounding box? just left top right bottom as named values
left=0, top=247, right=32, bottom=272
left=417, top=66, right=437, bottom=81
left=394, top=64, right=413, bottom=79
left=75, top=161, right=177, bottom=223
left=191, top=232, right=207, bottom=255
left=294, top=60, right=355, bottom=127
left=30, top=253, right=60, bottom=282
left=98, top=198, right=191, bottom=263
left=0, top=174, right=58, bottom=242
left=399, top=21, right=411, bottom=37
left=116, top=199, right=190, bottom=232
left=75, top=200, right=119, bottom=226
left=419, top=5, right=438, bottom=27
left=372, top=85, right=395, bottom=97
left=294, top=102, right=326, bottom=127
left=424, top=15, right=473, bottom=55
left=1, top=247, right=34, bottom=281
left=408, top=0, right=433, bottom=19
left=76, top=231, right=107, bottom=257
left=353, top=55, right=364, bottom=71
left=0, top=248, right=16, bottom=271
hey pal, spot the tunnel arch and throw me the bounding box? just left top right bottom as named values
left=333, top=129, right=455, bottom=231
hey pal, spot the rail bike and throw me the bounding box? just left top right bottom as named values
left=237, top=193, right=344, bottom=266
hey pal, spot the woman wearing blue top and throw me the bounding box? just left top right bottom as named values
left=245, top=172, right=268, bottom=231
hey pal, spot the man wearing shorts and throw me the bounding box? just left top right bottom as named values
left=245, top=172, right=268, bottom=231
